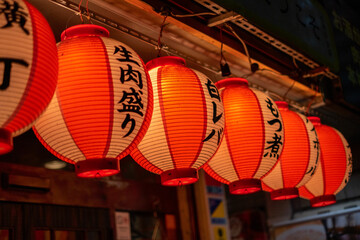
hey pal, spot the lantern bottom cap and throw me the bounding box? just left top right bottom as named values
left=75, top=158, right=120, bottom=178
left=311, top=195, right=336, bottom=207
left=270, top=188, right=299, bottom=200
left=0, top=128, right=13, bottom=155
left=161, top=168, right=198, bottom=186
left=229, top=179, right=262, bottom=195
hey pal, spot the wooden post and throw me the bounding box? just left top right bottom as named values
left=177, top=186, right=195, bottom=240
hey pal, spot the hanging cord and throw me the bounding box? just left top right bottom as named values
left=292, top=56, right=299, bottom=69
left=170, top=12, right=217, bottom=18
left=85, top=0, right=92, bottom=23
left=78, top=0, right=83, bottom=23
left=282, top=57, right=303, bottom=99
left=283, top=80, right=296, bottom=99
left=157, top=14, right=169, bottom=57
left=225, top=23, right=253, bottom=71
left=225, top=23, right=303, bottom=80
left=78, top=0, right=92, bottom=23
left=220, top=27, right=226, bottom=64
left=220, top=27, right=231, bottom=76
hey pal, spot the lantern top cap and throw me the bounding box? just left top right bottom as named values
left=146, top=56, right=186, bottom=71
left=308, top=116, right=321, bottom=125
left=61, top=24, right=109, bottom=41
left=215, top=78, right=248, bottom=89
left=275, top=101, right=288, bottom=109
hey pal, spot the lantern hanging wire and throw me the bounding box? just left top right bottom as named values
left=78, top=0, right=92, bottom=23
left=157, top=14, right=169, bottom=57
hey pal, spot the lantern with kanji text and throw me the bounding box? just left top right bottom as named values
left=33, top=24, right=153, bottom=178
left=131, top=56, right=225, bottom=186
left=203, top=78, right=284, bottom=194
left=0, top=0, right=58, bottom=154
left=299, top=117, right=352, bottom=207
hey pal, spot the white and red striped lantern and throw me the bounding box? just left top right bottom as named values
left=299, top=117, right=352, bottom=207
left=0, top=0, right=58, bottom=154
left=261, top=101, right=320, bottom=200
left=131, top=56, right=225, bottom=186
left=203, top=78, right=284, bottom=194
left=33, top=25, right=153, bottom=178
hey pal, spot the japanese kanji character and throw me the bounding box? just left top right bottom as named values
left=295, top=2, right=306, bottom=27
left=114, top=45, right=140, bottom=66
left=211, top=102, right=222, bottom=124
left=265, top=98, right=279, bottom=117
left=120, top=64, right=143, bottom=89
left=121, top=113, right=135, bottom=137
left=0, top=58, right=28, bottom=90
left=0, top=0, right=29, bottom=34
left=117, top=87, right=143, bottom=116
left=306, top=165, right=317, bottom=176
left=205, top=79, right=220, bottom=101
left=264, top=133, right=283, bottom=158
left=203, top=127, right=223, bottom=145
left=267, top=118, right=282, bottom=132
left=309, top=15, right=321, bottom=40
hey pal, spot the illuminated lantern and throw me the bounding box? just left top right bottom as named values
left=33, top=24, right=153, bottom=178
left=131, top=56, right=225, bottom=186
left=261, top=101, right=320, bottom=200
left=0, top=0, right=58, bottom=154
left=203, top=78, right=284, bottom=194
left=299, top=117, right=352, bottom=207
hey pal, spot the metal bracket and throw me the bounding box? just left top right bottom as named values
left=207, top=11, right=240, bottom=27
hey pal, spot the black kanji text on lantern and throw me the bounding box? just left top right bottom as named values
left=306, top=127, right=320, bottom=176
left=0, top=0, right=29, bottom=35
left=117, top=88, right=144, bottom=117
left=265, top=98, right=279, bottom=118
left=263, top=98, right=283, bottom=159
left=264, top=133, right=283, bottom=159
left=114, top=46, right=140, bottom=66
left=120, top=64, right=143, bottom=89
left=0, top=58, right=29, bottom=90
left=114, top=45, right=144, bottom=138
left=203, top=79, right=224, bottom=145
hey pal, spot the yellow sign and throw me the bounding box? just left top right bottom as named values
left=211, top=200, right=225, bottom=219
left=213, top=226, right=227, bottom=240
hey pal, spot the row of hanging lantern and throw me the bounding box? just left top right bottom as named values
left=0, top=0, right=352, bottom=207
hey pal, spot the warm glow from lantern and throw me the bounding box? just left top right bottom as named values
left=261, top=101, right=320, bottom=200
left=131, top=56, right=225, bottom=186
left=299, top=117, right=352, bottom=207
left=0, top=0, right=58, bottom=154
left=33, top=24, right=153, bottom=178
left=203, top=78, right=284, bottom=194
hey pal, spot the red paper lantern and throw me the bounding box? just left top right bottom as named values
left=0, top=0, right=58, bottom=154
left=299, top=117, right=352, bottom=207
left=203, top=78, right=284, bottom=194
left=131, top=56, right=225, bottom=186
left=261, top=102, right=320, bottom=200
left=33, top=25, right=153, bottom=178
